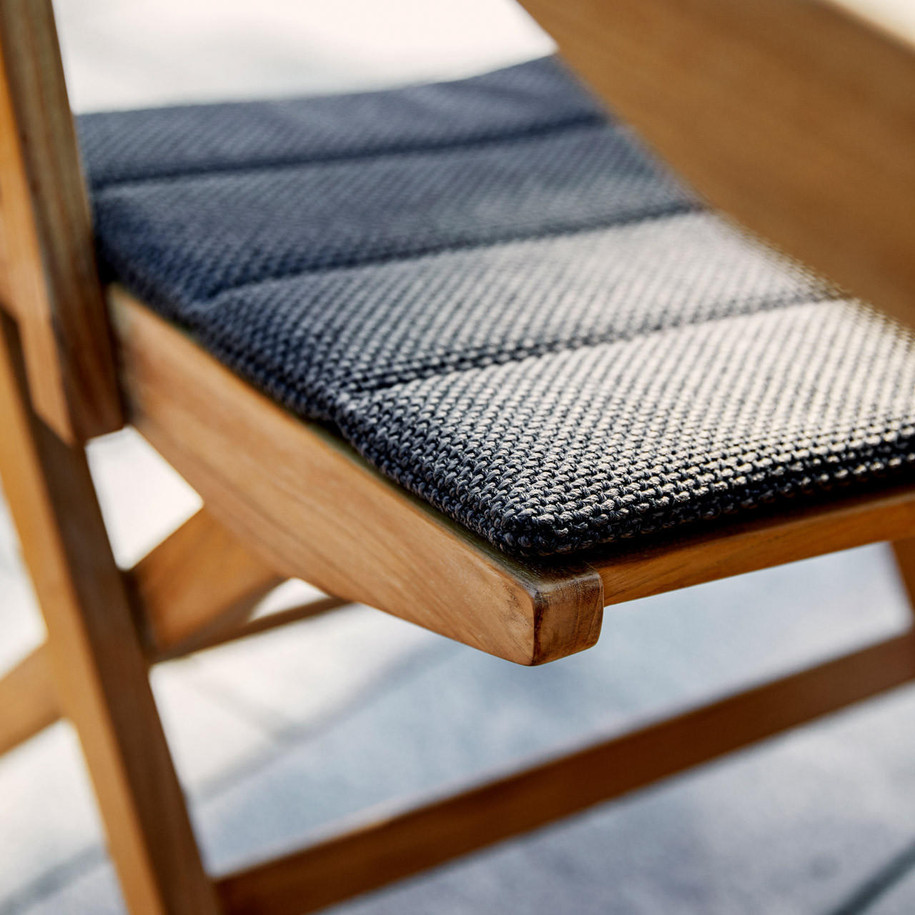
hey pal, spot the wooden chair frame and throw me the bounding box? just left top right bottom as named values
left=3, top=2, right=915, bottom=913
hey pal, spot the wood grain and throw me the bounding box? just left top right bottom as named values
left=217, top=629, right=915, bottom=915
left=112, top=288, right=605, bottom=667
left=0, top=312, right=217, bottom=914
left=0, top=0, right=122, bottom=442
left=519, top=0, right=915, bottom=329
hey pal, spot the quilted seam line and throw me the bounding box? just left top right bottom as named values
left=334, top=295, right=847, bottom=401
left=178, top=199, right=702, bottom=306
left=188, top=293, right=844, bottom=434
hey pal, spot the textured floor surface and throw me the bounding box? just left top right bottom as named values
left=3, top=1, right=915, bottom=912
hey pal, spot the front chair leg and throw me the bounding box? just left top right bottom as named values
left=0, top=315, right=219, bottom=915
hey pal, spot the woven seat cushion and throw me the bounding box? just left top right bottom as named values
left=79, top=57, right=915, bottom=557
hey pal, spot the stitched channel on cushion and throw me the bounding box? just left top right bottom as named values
left=184, top=212, right=834, bottom=421
left=79, top=56, right=915, bottom=557
left=89, top=122, right=698, bottom=307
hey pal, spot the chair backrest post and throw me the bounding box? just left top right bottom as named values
left=0, top=0, right=123, bottom=444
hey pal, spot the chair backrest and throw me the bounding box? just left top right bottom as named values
left=518, top=0, right=915, bottom=329
left=0, top=0, right=121, bottom=444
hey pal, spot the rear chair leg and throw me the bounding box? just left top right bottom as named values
left=0, top=314, right=219, bottom=914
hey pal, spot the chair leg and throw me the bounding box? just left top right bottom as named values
left=0, top=315, right=219, bottom=914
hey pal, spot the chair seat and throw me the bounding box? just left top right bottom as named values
left=79, top=57, right=915, bottom=558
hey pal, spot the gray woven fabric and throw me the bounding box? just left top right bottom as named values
left=88, top=123, right=693, bottom=304
left=342, top=303, right=915, bottom=553
left=79, top=57, right=915, bottom=557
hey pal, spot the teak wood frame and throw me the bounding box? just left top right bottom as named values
left=3, top=2, right=915, bottom=913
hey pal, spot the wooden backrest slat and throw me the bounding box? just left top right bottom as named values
left=0, top=0, right=122, bottom=443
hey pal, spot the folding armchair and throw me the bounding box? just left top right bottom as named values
left=2, top=1, right=915, bottom=913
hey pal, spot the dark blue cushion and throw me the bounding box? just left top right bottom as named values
left=79, top=57, right=915, bottom=556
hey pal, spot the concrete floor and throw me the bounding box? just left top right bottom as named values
left=3, top=2, right=915, bottom=912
